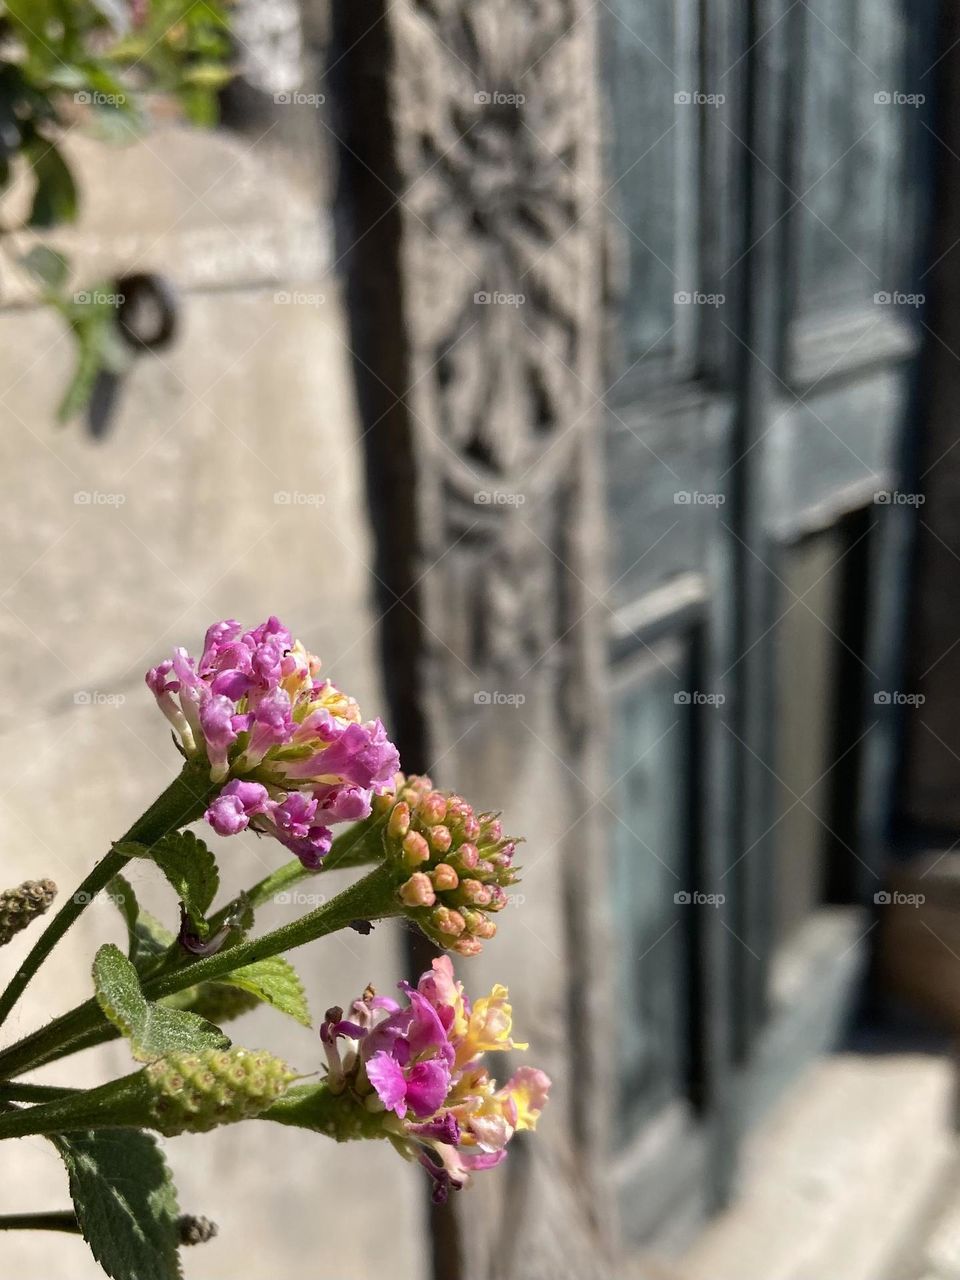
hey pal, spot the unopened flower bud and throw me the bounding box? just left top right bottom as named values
left=398, top=872, right=436, bottom=908
left=431, top=905, right=466, bottom=937
left=402, top=831, right=431, bottom=867
left=388, top=802, right=411, bottom=839
left=428, top=825, right=452, bottom=854
left=421, top=792, right=448, bottom=824
left=431, top=863, right=459, bottom=891
left=146, top=1048, right=295, bottom=1135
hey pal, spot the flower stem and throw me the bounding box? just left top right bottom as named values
left=0, top=864, right=401, bottom=1080
left=0, top=1212, right=80, bottom=1235
left=0, top=761, right=216, bottom=1030
left=204, top=818, right=387, bottom=934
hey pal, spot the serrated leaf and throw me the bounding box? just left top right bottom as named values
left=52, top=1128, right=182, bottom=1280
left=214, top=955, right=311, bottom=1027
left=93, top=943, right=229, bottom=1063
left=118, top=832, right=219, bottom=934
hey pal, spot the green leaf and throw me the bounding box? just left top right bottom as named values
left=27, top=139, right=78, bottom=227
left=163, top=981, right=262, bottom=1024
left=52, top=1128, right=182, bottom=1280
left=133, top=911, right=176, bottom=960
left=20, top=245, right=69, bottom=292
left=118, top=832, right=219, bottom=934
left=93, top=943, right=229, bottom=1063
left=214, top=955, right=311, bottom=1027
left=107, top=875, right=140, bottom=958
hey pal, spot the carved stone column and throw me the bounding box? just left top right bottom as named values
left=329, top=3, right=612, bottom=1276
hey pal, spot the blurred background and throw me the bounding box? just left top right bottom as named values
left=3, top=0, right=960, bottom=1278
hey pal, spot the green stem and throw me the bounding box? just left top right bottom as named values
left=0, top=1069, right=151, bottom=1140
left=261, top=1081, right=389, bottom=1142
left=0, top=1212, right=80, bottom=1235
left=204, top=817, right=387, bottom=934
left=0, top=761, right=217, bottom=1030
left=0, top=865, right=401, bottom=1080
left=0, top=1082, right=77, bottom=1104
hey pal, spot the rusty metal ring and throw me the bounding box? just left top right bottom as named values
left=115, top=272, right=179, bottom=352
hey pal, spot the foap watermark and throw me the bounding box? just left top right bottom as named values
left=874, top=90, right=925, bottom=107
left=274, top=290, right=325, bottom=307
left=274, top=491, right=326, bottom=507
left=74, top=490, right=126, bottom=506
left=873, top=290, right=924, bottom=307
left=874, top=489, right=925, bottom=506
left=674, top=890, right=726, bottom=907
left=74, top=290, right=125, bottom=306
left=73, top=889, right=128, bottom=907
left=274, top=91, right=326, bottom=107
left=674, top=290, right=725, bottom=307
left=474, top=90, right=525, bottom=107
left=674, top=690, right=725, bottom=706
left=474, top=690, right=526, bottom=707
left=874, top=690, right=925, bottom=707
left=674, top=91, right=725, bottom=108
left=74, top=690, right=126, bottom=708
left=874, top=890, right=925, bottom=907
left=274, top=890, right=328, bottom=907
left=75, top=90, right=126, bottom=107
left=474, top=489, right=525, bottom=506
left=674, top=490, right=725, bottom=506
left=474, top=290, right=525, bottom=307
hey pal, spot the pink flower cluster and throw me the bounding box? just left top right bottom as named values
left=322, top=957, right=550, bottom=1202
left=146, top=618, right=399, bottom=868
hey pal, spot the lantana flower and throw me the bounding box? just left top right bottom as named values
left=319, top=957, right=550, bottom=1202
left=146, top=618, right=399, bottom=867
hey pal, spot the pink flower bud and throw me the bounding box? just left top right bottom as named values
left=399, top=873, right=436, bottom=908
left=430, top=863, right=459, bottom=891
left=431, top=906, right=466, bottom=936
left=402, top=831, right=431, bottom=867
left=428, top=825, right=452, bottom=854
left=388, top=801, right=411, bottom=839
left=421, top=792, right=448, bottom=824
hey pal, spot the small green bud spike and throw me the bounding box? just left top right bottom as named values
left=0, top=880, right=57, bottom=947
left=146, top=1048, right=296, bottom=1136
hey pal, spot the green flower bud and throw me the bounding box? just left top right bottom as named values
left=146, top=1048, right=296, bottom=1135
left=0, top=879, right=57, bottom=947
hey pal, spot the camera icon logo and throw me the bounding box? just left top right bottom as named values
left=874, top=891, right=892, bottom=904
left=673, top=691, right=692, bottom=705
left=674, top=891, right=692, bottom=904
left=674, top=92, right=692, bottom=105
left=474, top=691, right=492, bottom=704
left=874, top=691, right=892, bottom=705
left=874, top=91, right=892, bottom=105
left=274, top=92, right=292, bottom=105
left=874, top=291, right=892, bottom=305
left=274, top=491, right=292, bottom=505
left=674, top=291, right=692, bottom=304
left=474, top=291, right=491, bottom=304
left=474, top=91, right=492, bottom=105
